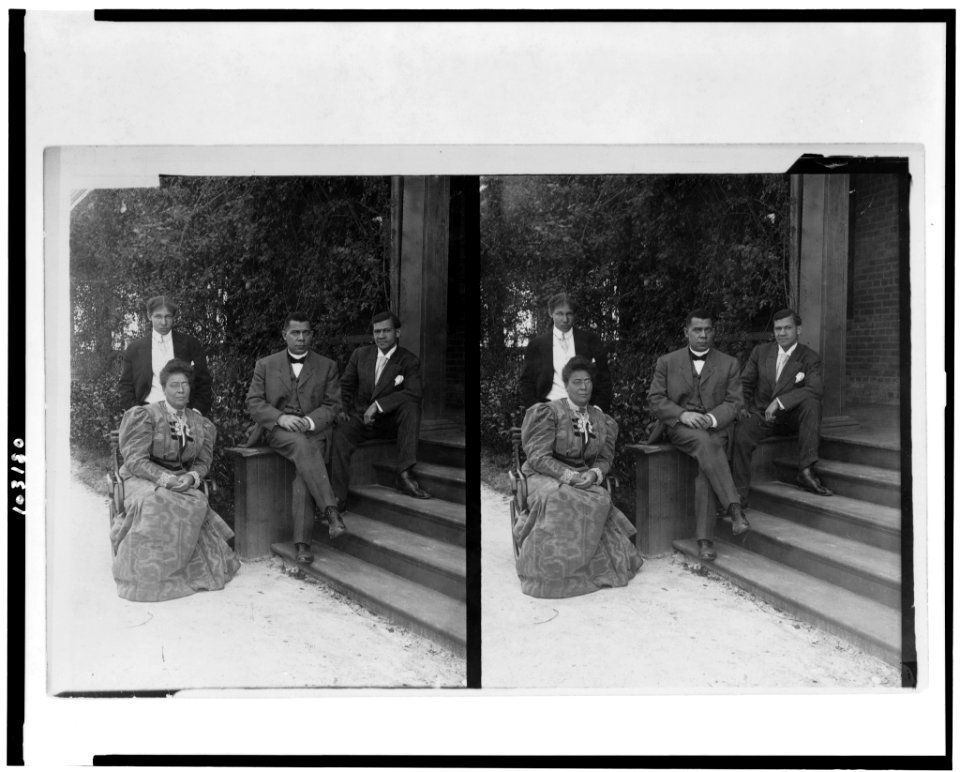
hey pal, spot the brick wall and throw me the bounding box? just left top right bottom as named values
left=845, top=174, right=903, bottom=406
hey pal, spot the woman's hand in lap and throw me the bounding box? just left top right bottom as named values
left=570, top=470, right=598, bottom=489
left=169, top=475, right=194, bottom=492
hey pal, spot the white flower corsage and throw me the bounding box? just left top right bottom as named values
left=394, top=375, right=404, bottom=386
left=795, top=372, right=805, bottom=384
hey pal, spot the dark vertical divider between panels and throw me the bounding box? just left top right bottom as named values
left=459, top=177, right=482, bottom=688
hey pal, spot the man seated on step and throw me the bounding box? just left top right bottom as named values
left=647, top=308, right=748, bottom=562
left=731, top=308, right=832, bottom=503
left=245, top=311, right=347, bottom=566
left=330, top=311, right=431, bottom=511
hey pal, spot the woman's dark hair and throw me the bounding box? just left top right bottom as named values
left=547, top=292, right=579, bottom=314
left=159, top=358, right=195, bottom=388
left=562, top=355, right=595, bottom=385
left=146, top=295, right=179, bottom=316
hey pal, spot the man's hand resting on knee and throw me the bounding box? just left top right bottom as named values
left=679, top=411, right=712, bottom=430
left=277, top=414, right=310, bottom=432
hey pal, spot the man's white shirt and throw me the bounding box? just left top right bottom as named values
left=547, top=327, right=575, bottom=402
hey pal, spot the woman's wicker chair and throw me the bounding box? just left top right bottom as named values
left=507, top=425, right=527, bottom=563
left=105, top=430, right=126, bottom=532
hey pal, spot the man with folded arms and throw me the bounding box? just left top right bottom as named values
left=246, top=311, right=346, bottom=565
left=648, top=308, right=748, bottom=561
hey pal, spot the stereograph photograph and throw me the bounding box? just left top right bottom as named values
left=21, top=11, right=947, bottom=765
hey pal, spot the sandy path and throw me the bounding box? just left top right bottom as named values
left=481, top=485, right=899, bottom=690
left=47, top=470, right=465, bottom=693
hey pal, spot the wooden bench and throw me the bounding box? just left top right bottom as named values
left=624, top=434, right=796, bottom=557
left=225, top=438, right=402, bottom=559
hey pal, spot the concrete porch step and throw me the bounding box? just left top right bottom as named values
left=673, top=538, right=901, bottom=666
left=315, top=511, right=465, bottom=600
left=272, top=541, right=466, bottom=656
left=773, top=456, right=902, bottom=509
left=750, top=481, right=901, bottom=551
left=715, top=510, right=901, bottom=608
left=372, top=460, right=466, bottom=505
left=819, top=433, right=901, bottom=472
left=349, top=484, right=466, bottom=547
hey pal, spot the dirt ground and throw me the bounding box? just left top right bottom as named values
left=47, top=467, right=465, bottom=693
left=481, top=484, right=900, bottom=690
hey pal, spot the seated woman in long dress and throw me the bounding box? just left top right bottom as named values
left=111, top=358, right=240, bottom=601
left=514, top=355, right=642, bottom=598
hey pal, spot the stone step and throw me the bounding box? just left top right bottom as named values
left=773, top=456, right=902, bottom=509
left=349, top=484, right=466, bottom=547
left=750, top=481, right=901, bottom=551
left=272, top=541, right=466, bottom=656
left=372, top=460, right=466, bottom=505
left=715, top=510, right=901, bottom=608
left=819, top=432, right=901, bottom=472
left=417, top=436, right=466, bottom=468
left=673, top=538, right=901, bottom=666
left=315, top=511, right=465, bottom=600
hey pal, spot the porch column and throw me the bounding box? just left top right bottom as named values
left=794, top=174, right=852, bottom=421
left=393, top=176, right=451, bottom=426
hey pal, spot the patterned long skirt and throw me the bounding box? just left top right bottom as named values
left=110, top=478, right=241, bottom=602
left=513, top=476, right=642, bottom=598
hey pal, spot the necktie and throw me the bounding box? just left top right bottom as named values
left=288, top=353, right=305, bottom=380
left=691, top=353, right=707, bottom=362
left=559, top=334, right=569, bottom=353
left=375, top=354, right=387, bottom=385
left=776, top=350, right=788, bottom=381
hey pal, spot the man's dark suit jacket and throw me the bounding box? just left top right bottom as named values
left=118, top=330, right=212, bottom=415
left=741, top=342, right=824, bottom=413
left=517, top=328, right=612, bottom=413
left=340, top=345, right=423, bottom=418
left=647, top=347, right=743, bottom=430
left=245, top=349, right=341, bottom=447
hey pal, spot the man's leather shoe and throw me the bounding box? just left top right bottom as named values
left=324, top=506, right=346, bottom=539
left=728, top=502, right=750, bottom=535
left=797, top=465, right=832, bottom=496
left=396, top=469, right=431, bottom=499
left=296, top=542, right=314, bottom=564
left=697, top=539, right=717, bottom=561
